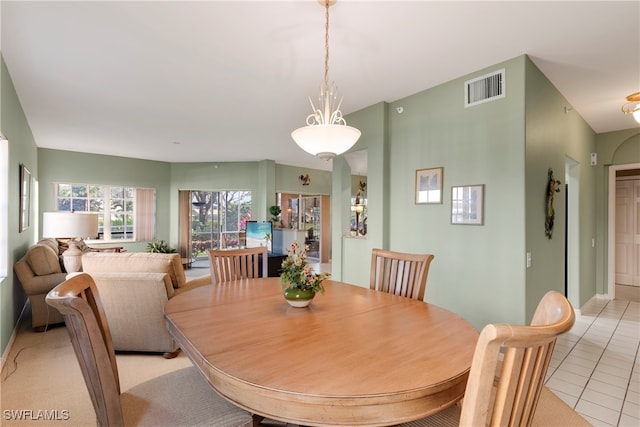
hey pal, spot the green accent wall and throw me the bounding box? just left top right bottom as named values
left=275, top=163, right=332, bottom=196
left=524, top=56, right=597, bottom=319
left=1, top=55, right=39, bottom=355
left=2, top=52, right=630, bottom=356
left=335, top=102, right=388, bottom=287
left=38, top=149, right=171, bottom=253
left=335, top=55, right=600, bottom=330
left=335, top=58, right=527, bottom=327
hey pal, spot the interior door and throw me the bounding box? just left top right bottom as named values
left=616, top=180, right=639, bottom=286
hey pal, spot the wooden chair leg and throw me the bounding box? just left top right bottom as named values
left=252, top=414, right=302, bottom=426
left=162, top=349, right=180, bottom=359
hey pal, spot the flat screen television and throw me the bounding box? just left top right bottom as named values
left=245, top=221, right=272, bottom=252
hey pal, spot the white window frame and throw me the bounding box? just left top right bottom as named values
left=53, top=182, right=154, bottom=243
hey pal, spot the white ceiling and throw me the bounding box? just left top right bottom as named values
left=2, top=1, right=639, bottom=172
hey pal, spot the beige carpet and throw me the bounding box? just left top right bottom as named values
left=1, top=307, right=192, bottom=427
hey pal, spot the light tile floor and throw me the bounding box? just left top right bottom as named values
left=546, top=297, right=640, bottom=427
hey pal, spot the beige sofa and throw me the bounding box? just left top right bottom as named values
left=80, top=252, right=212, bottom=357
left=13, top=238, right=126, bottom=331
left=14, top=239, right=67, bottom=331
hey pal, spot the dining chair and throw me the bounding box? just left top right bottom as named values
left=45, top=273, right=253, bottom=427
left=370, top=248, right=434, bottom=300
left=396, top=291, right=590, bottom=427
left=208, top=246, right=268, bottom=283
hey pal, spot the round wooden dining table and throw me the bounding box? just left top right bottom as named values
left=164, top=278, right=479, bottom=427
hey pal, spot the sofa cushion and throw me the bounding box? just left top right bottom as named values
left=81, top=252, right=187, bottom=289
left=26, top=244, right=62, bottom=276
left=37, top=238, right=61, bottom=255
left=163, top=253, right=187, bottom=288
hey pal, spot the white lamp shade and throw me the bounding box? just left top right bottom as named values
left=633, top=110, right=640, bottom=123
left=291, top=124, right=361, bottom=160
left=42, top=212, right=99, bottom=239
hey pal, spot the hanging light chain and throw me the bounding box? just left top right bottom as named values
left=290, top=0, right=361, bottom=159
left=323, top=0, right=330, bottom=88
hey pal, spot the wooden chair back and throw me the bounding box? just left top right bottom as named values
left=208, top=246, right=268, bottom=283
left=459, top=290, right=575, bottom=426
left=370, top=248, right=434, bottom=300
left=45, top=273, right=124, bottom=427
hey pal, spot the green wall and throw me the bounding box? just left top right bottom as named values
left=524, top=56, right=597, bottom=319
left=388, top=57, right=526, bottom=328
left=38, top=149, right=171, bottom=253
left=336, top=55, right=600, bottom=329
left=1, top=55, right=39, bottom=355
left=2, top=51, right=621, bottom=356
left=333, top=59, right=527, bottom=328
left=333, top=102, right=388, bottom=286
left=275, top=163, right=332, bottom=196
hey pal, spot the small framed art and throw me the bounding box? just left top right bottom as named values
left=451, top=184, right=484, bottom=225
left=415, top=167, right=443, bottom=204
left=19, top=163, right=31, bottom=232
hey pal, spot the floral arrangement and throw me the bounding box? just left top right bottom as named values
left=280, top=242, right=329, bottom=293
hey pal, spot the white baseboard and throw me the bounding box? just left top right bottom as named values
left=0, top=301, right=27, bottom=373
left=574, top=293, right=610, bottom=318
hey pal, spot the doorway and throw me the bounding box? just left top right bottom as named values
left=180, top=190, right=252, bottom=262
left=607, top=163, right=640, bottom=300
left=277, top=193, right=331, bottom=263
left=565, top=157, right=580, bottom=308
left=613, top=172, right=640, bottom=301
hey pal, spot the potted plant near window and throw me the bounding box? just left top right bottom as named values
left=146, top=239, right=177, bottom=253
left=269, top=205, right=282, bottom=228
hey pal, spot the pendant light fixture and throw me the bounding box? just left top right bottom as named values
left=291, top=0, right=361, bottom=160
left=621, top=92, right=640, bottom=123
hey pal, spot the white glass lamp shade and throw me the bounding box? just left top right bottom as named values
left=42, top=212, right=99, bottom=239
left=291, top=124, right=361, bottom=160
left=622, top=92, right=640, bottom=123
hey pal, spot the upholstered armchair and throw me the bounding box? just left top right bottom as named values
left=14, top=240, right=67, bottom=331
left=14, top=238, right=124, bottom=331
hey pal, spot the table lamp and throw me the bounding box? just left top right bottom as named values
left=42, top=212, right=99, bottom=272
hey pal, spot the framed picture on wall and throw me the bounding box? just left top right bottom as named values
left=415, top=167, right=443, bottom=204
left=451, top=184, right=484, bottom=225
left=19, top=163, right=31, bottom=232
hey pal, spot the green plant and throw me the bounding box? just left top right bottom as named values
left=269, top=205, right=281, bottom=221
left=280, top=242, right=329, bottom=293
left=147, top=239, right=177, bottom=253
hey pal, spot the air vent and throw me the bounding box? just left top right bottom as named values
left=464, top=69, right=505, bottom=107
